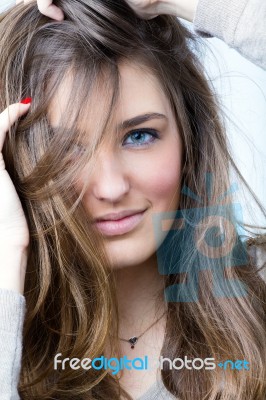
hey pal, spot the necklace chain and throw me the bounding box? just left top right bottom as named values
left=119, top=310, right=167, bottom=349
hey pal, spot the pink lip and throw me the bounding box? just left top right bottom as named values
left=93, top=210, right=146, bottom=236
left=95, top=209, right=145, bottom=221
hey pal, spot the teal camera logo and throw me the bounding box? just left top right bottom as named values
left=153, top=173, right=248, bottom=302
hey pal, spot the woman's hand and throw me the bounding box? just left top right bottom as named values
left=125, top=0, right=199, bottom=21
left=19, top=0, right=64, bottom=21
left=0, top=102, right=31, bottom=295
left=24, top=0, right=198, bottom=22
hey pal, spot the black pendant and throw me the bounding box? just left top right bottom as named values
left=129, top=336, right=138, bottom=349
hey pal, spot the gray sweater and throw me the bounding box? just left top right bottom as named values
left=0, top=0, right=265, bottom=399
left=0, top=290, right=25, bottom=400
left=193, top=0, right=266, bottom=70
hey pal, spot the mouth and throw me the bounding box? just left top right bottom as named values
left=93, top=210, right=147, bottom=236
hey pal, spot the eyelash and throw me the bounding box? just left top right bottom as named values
left=122, top=128, right=160, bottom=147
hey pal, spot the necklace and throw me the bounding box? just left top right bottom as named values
left=118, top=311, right=167, bottom=349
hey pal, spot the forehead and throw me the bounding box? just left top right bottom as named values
left=117, top=61, right=172, bottom=119
left=48, top=61, right=173, bottom=131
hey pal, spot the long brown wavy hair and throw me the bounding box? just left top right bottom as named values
left=0, top=0, right=265, bottom=399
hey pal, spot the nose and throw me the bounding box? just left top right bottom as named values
left=88, top=148, right=130, bottom=203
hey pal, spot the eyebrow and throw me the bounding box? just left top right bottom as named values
left=118, top=112, right=167, bottom=130
left=50, top=112, right=167, bottom=138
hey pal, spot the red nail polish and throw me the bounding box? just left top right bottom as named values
left=20, top=97, right=32, bottom=104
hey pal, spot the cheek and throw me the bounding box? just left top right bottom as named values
left=135, top=149, right=182, bottom=209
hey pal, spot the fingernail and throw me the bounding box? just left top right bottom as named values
left=20, top=97, right=32, bottom=104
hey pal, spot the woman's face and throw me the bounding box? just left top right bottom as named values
left=50, top=62, right=183, bottom=269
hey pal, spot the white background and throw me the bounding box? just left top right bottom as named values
left=198, top=33, right=266, bottom=229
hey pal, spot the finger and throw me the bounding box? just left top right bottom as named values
left=17, top=0, right=35, bottom=5
left=0, top=103, right=30, bottom=151
left=37, top=0, right=64, bottom=21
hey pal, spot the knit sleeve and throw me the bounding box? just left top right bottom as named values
left=137, top=377, right=177, bottom=400
left=193, top=0, right=266, bottom=70
left=0, top=288, right=26, bottom=400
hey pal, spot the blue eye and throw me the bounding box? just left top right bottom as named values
left=123, top=129, right=159, bottom=147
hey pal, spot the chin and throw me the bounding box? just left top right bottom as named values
left=108, top=254, right=151, bottom=270
left=105, top=241, right=156, bottom=270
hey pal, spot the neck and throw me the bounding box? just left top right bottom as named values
left=113, top=253, right=167, bottom=339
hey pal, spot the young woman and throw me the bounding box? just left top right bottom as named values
left=0, top=1, right=265, bottom=399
